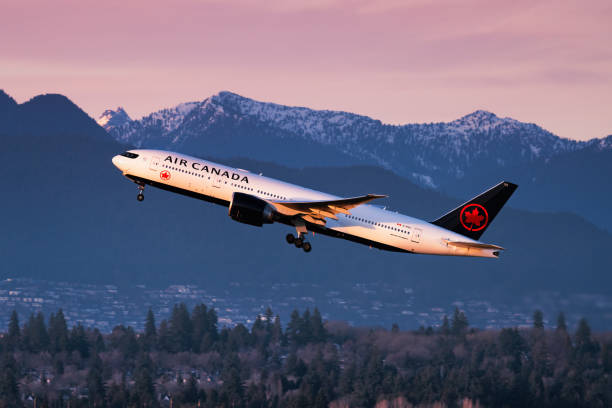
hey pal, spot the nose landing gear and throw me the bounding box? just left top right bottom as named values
left=136, top=183, right=145, bottom=202
left=286, top=233, right=312, bottom=253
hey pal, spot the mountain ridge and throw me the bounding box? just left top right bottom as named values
left=100, top=90, right=603, bottom=151
left=99, top=91, right=606, bottom=184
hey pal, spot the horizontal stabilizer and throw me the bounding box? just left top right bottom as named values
left=445, top=241, right=504, bottom=250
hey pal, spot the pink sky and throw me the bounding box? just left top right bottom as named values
left=2, top=0, right=611, bottom=140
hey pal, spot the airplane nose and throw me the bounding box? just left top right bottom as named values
left=112, top=155, right=121, bottom=169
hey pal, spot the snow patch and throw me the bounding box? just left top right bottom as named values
left=97, top=107, right=131, bottom=129
left=411, top=173, right=437, bottom=189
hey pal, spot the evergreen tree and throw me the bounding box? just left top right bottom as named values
left=0, top=353, right=20, bottom=407
left=221, top=353, right=244, bottom=407
left=228, top=324, right=251, bottom=351
left=264, top=307, right=274, bottom=331
left=556, top=312, right=567, bottom=332
left=132, top=354, right=157, bottom=407
left=440, top=315, right=450, bottom=335
left=533, top=309, right=544, bottom=329
left=286, top=310, right=302, bottom=346
left=157, top=320, right=172, bottom=352
left=451, top=307, right=469, bottom=335
left=6, top=310, right=20, bottom=351
left=191, top=304, right=208, bottom=353
left=251, top=315, right=267, bottom=349
left=531, top=334, right=552, bottom=377
left=22, top=312, right=49, bottom=352
left=143, top=308, right=157, bottom=351
left=199, top=306, right=219, bottom=352
left=310, top=308, right=326, bottom=343
left=300, top=309, right=313, bottom=344
left=69, top=323, right=90, bottom=359
left=170, top=303, right=192, bottom=352
left=48, top=309, right=69, bottom=353
left=207, top=307, right=219, bottom=336
left=575, top=318, right=592, bottom=348
left=109, top=325, right=139, bottom=357
left=91, top=328, right=106, bottom=354
left=574, top=318, right=599, bottom=360
left=271, top=315, right=283, bottom=346
left=87, top=353, right=106, bottom=407
left=499, top=328, right=527, bottom=373
left=252, top=315, right=265, bottom=333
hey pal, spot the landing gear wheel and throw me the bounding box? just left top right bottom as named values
left=294, top=237, right=303, bottom=248
left=136, top=183, right=145, bottom=202
left=302, top=242, right=312, bottom=253
left=286, top=233, right=295, bottom=244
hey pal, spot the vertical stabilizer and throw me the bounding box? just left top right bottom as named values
left=432, top=181, right=518, bottom=240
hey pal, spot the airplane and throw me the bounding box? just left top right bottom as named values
left=112, top=149, right=517, bottom=257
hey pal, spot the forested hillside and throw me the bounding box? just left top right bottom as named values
left=1, top=305, right=611, bottom=407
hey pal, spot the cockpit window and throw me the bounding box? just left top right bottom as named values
left=120, top=152, right=139, bottom=159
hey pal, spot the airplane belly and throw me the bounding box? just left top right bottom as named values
left=327, top=223, right=406, bottom=251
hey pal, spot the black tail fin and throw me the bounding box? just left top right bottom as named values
left=432, top=181, right=518, bottom=240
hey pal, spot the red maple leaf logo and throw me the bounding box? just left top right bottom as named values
left=459, top=204, right=489, bottom=232
left=160, top=170, right=170, bottom=180
left=464, top=208, right=484, bottom=226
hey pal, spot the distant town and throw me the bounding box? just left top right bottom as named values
left=2, top=278, right=610, bottom=331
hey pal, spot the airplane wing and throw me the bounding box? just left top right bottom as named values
left=271, top=194, right=386, bottom=225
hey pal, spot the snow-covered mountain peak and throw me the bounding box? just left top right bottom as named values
left=174, top=101, right=200, bottom=116
left=201, top=91, right=375, bottom=145
left=146, top=101, right=200, bottom=124
left=97, top=107, right=131, bottom=129
left=449, top=110, right=519, bottom=133
left=462, top=109, right=499, bottom=121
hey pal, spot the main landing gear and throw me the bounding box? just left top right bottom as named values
left=286, top=233, right=312, bottom=253
left=136, top=183, right=145, bottom=202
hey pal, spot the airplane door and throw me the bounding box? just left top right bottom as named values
left=411, top=228, right=422, bottom=243
left=207, top=174, right=223, bottom=193
left=149, top=156, right=162, bottom=171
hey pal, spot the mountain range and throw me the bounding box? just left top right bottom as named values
left=98, top=91, right=612, bottom=231
left=2, top=89, right=612, bottom=328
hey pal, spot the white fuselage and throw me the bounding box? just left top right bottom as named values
left=112, top=149, right=498, bottom=257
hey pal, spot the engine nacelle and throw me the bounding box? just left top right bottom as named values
left=229, top=192, right=275, bottom=227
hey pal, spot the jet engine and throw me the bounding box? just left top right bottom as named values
left=229, top=192, right=275, bottom=227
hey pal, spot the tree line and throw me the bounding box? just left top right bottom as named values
left=0, top=305, right=611, bottom=407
